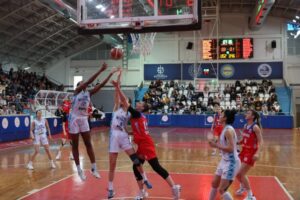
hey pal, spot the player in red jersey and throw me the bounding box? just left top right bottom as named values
left=56, top=99, right=73, bottom=160
left=235, top=109, right=264, bottom=200
left=111, top=80, right=181, bottom=200
left=211, top=103, right=223, bottom=155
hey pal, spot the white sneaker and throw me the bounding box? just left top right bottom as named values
left=55, top=151, right=61, bottom=160
left=172, top=185, right=181, bottom=200
left=135, top=190, right=149, bottom=200
left=91, top=168, right=101, bottom=178
left=244, top=196, right=256, bottom=200
left=27, top=162, right=34, bottom=170
left=50, top=160, right=56, bottom=169
left=236, top=187, right=246, bottom=196
left=78, top=169, right=87, bottom=181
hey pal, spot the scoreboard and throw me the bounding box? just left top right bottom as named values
left=202, top=39, right=217, bottom=60
left=202, top=38, right=254, bottom=60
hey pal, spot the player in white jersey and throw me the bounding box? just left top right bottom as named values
left=70, top=63, right=119, bottom=181
left=27, top=110, right=56, bottom=170
left=208, top=110, right=241, bottom=200
left=107, top=70, right=152, bottom=199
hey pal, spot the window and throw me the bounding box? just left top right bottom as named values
left=73, top=76, right=83, bottom=89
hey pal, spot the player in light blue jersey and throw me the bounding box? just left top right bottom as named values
left=208, top=109, right=241, bottom=200
left=107, top=69, right=152, bottom=199
left=69, top=63, right=119, bottom=181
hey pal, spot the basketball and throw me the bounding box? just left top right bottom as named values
left=110, top=48, right=123, bottom=60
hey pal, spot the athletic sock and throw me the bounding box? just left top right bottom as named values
left=108, top=181, right=114, bottom=190
left=142, top=172, right=148, bottom=181
left=28, top=161, right=32, bottom=165
left=76, top=165, right=82, bottom=172
left=209, top=187, right=217, bottom=200
left=222, top=192, right=233, bottom=200
left=247, top=189, right=253, bottom=197
left=91, top=163, right=97, bottom=171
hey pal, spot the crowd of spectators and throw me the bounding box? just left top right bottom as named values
left=143, top=79, right=282, bottom=115
left=0, top=66, right=63, bottom=115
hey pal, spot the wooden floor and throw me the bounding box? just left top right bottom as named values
left=0, top=127, right=299, bottom=199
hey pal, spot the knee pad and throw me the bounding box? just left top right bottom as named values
left=130, top=154, right=141, bottom=166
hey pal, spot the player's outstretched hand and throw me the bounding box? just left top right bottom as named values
left=100, top=63, right=108, bottom=72
left=111, top=80, right=118, bottom=87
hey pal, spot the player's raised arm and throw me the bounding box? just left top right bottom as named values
left=75, top=63, right=108, bottom=94
left=111, top=80, right=130, bottom=110
left=90, top=67, right=119, bottom=96
left=113, top=69, right=122, bottom=112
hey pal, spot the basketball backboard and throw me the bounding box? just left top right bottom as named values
left=77, top=0, right=201, bottom=34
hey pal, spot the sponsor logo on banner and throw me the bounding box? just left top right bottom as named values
left=2, top=118, right=8, bottom=129
left=24, top=117, right=30, bottom=127
left=54, top=118, right=57, bottom=127
left=154, top=65, right=168, bottom=79
left=15, top=117, right=20, bottom=128
left=161, top=115, right=169, bottom=122
left=221, top=64, right=235, bottom=78
left=207, top=116, right=214, bottom=123
left=258, top=63, right=272, bottom=78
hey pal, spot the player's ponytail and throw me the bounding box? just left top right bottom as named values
left=251, top=109, right=262, bottom=129
left=223, top=109, right=236, bottom=125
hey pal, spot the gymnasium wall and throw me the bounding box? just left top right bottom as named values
left=91, top=89, right=135, bottom=112
left=45, top=14, right=300, bottom=86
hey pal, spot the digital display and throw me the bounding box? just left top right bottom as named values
left=202, top=38, right=253, bottom=60
left=219, top=39, right=242, bottom=59
left=202, top=39, right=217, bottom=60
left=242, top=38, right=254, bottom=59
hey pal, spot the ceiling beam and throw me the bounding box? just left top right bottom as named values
left=0, top=13, right=59, bottom=49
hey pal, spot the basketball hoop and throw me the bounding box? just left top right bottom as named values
left=130, top=32, right=157, bottom=57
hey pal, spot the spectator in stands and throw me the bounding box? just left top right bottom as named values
left=254, top=97, right=263, bottom=111
left=0, top=105, right=9, bottom=115
left=262, top=104, right=269, bottom=115
left=143, top=79, right=280, bottom=115
left=9, top=105, right=17, bottom=115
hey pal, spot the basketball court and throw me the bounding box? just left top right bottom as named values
left=0, top=127, right=298, bottom=199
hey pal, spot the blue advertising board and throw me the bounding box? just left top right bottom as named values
left=218, top=62, right=283, bottom=80
left=182, top=63, right=218, bottom=80
left=144, top=62, right=283, bottom=80
left=144, top=64, right=181, bottom=80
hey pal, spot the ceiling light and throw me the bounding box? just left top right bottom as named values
left=110, top=15, right=115, bottom=19
left=96, top=4, right=104, bottom=9
left=24, top=67, right=31, bottom=70
left=296, top=16, right=300, bottom=19
left=293, top=19, right=297, bottom=23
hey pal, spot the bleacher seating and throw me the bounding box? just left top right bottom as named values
left=142, top=79, right=282, bottom=115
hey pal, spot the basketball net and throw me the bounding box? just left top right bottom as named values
left=130, top=32, right=157, bottom=57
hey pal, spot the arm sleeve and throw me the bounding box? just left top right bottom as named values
left=128, top=106, right=141, bottom=118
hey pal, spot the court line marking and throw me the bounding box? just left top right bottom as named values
left=102, top=198, right=184, bottom=200
left=3, top=158, right=300, bottom=171
left=274, top=176, right=294, bottom=200
left=16, top=170, right=291, bottom=200
left=17, top=174, right=75, bottom=200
